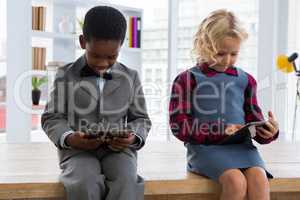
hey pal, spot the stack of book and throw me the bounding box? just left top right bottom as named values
left=127, top=16, right=141, bottom=48
left=32, top=47, right=46, bottom=70
left=32, top=6, right=46, bottom=31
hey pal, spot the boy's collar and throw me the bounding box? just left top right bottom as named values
left=78, top=54, right=112, bottom=78
left=197, top=62, right=238, bottom=77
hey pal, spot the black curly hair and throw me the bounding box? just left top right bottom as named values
left=83, top=6, right=127, bottom=44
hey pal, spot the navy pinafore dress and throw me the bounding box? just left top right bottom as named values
left=186, top=66, right=273, bottom=181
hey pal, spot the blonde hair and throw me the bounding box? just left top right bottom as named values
left=192, top=9, right=248, bottom=64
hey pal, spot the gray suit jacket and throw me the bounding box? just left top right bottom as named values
left=41, top=55, right=151, bottom=162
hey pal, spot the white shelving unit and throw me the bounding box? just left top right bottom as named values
left=6, top=0, right=143, bottom=142
left=32, top=30, right=77, bottom=40
left=31, top=0, right=143, bottom=72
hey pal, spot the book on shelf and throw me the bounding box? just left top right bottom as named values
left=32, top=6, right=46, bottom=31
left=32, top=7, right=37, bottom=30
left=126, top=16, right=141, bottom=48
left=127, top=16, right=132, bottom=48
left=137, top=17, right=141, bottom=48
left=32, top=47, right=46, bottom=70
left=132, top=17, right=137, bottom=48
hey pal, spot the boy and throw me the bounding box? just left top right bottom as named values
left=41, top=6, right=151, bottom=200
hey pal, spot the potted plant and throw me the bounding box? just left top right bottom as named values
left=77, top=18, right=84, bottom=29
left=32, top=76, right=47, bottom=105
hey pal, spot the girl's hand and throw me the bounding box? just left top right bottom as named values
left=225, top=124, right=243, bottom=135
left=256, top=111, right=279, bottom=139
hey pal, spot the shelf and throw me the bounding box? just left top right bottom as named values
left=32, top=0, right=98, bottom=6
left=121, top=47, right=142, bottom=53
left=32, top=0, right=139, bottom=8
left=32, top=103, right=46, bottom=115
left=54, top=0, right=142, bottom=13
left=31, top=70, right=49, bottom=76
left=53, top=0, right=102, bottom=7
left=32, top=30, right=77, bottom=40
left=31, top=70, right=57, bottom=79
left=74, top=45, right=142, bottom=53
left=32, top=104, right=45, bottom=111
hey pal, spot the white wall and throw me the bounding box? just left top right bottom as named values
left=0, top=0, right=7, bottom=76
left=6, top=0, right=31, bottom=142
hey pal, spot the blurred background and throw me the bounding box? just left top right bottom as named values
left=0, top=0, right=299, bottom=143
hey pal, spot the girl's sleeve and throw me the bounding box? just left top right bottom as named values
left=169, top=70, right=227, bottom=144
left=243, top=73, right=279, bottom=144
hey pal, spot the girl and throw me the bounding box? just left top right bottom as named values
left=169, top=9, right=279, bottom=200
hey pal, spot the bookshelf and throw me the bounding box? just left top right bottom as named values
left=6, top=0, right=143, bottom=142
left=32, top=30, right=77, bottom=40
left=31, top=0, right=143, bottom=107
left=31, top=3, right=144, bottom=117
left=31, top=0, right=143, bottom=75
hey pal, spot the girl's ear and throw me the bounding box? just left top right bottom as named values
left=79, top=35, right=86, bottom=49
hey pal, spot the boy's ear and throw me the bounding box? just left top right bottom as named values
left=79, top=35, right=86, bottom=49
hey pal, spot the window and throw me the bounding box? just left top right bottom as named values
left=177, top=0, right=259, bottom=78
left=110, top=0, right=169, bottom=141
left=287, top=0, right=300, bottom=138
left=2, top=0, right=265, bottom=142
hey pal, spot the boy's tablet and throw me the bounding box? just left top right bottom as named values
left=85, top=128, right=132, bottom=139
left=109, top=129, right=132, bottom=138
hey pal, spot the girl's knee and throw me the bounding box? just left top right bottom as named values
left=244, top=167, right=270, bottom=190
left=219, top=169, right=247, bottom=198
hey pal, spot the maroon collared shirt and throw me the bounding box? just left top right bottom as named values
left=169, top=63, right=279, bottom=144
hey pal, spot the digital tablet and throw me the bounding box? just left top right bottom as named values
left=217, top=121, right=267, bottom=145
left=84, top=128, right=132, bottom=139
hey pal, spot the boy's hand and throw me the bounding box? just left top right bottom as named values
left=225, top=124, right=243, bottom=135
left=256, top=111, right=279, bottom=139
left=106, top=133, right=136, bottom=151
left=65, top=131, right=105, bottom=150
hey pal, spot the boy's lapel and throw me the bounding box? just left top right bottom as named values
left=72, top=56, right=100, bottom=101
left=103, top=79, right=120, bottom=96
left=103, top=63, right=124, bottom=96
left=78, top=77, right=99, bottom=101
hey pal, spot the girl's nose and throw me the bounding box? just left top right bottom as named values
left=223, top=55, right=231, bottom=65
